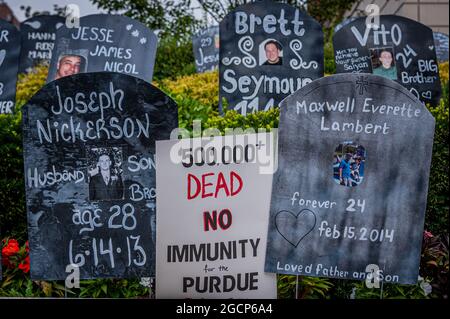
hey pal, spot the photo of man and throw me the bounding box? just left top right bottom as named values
left=262, top=40, right=283, bottom=66
left=54, top=54, right=84, bottom=80
left=89, top=152, right=124, bottom=201
left=371, top=48, right=397, bottom=80
left=333, top=143, right=366, bottom=187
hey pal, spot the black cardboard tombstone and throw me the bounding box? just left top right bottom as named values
left=19, top=15, right=65, bottom=74
left=219, top=0, right=323, bottom=115
left=46, top=14, right=158, bottom=83
left=433, top=32, right=449, bottom=63
left=333, top=15, right=441, bottom=106
left=22, top=72, right=178, bottom=280
left=0, top=19, right=20, bottom=114
left=265, top=73, right=435, bottom=284
left=192, top=26, right=219, bottom=73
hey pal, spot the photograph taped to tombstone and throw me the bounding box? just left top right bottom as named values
left=0, top=19, right=20, bottom=114
left=22, top=72, right=178, bottom=280
left=54, top=50, right=88, bottom=80
left=219, top=0, right=323, bottom=115
left=265, top=73, right=435, bottom=285
left=333, top=15, right=441, bottom=106
left=19, top=15, right=65, bottom=74
left=370, top=47, right=398, bottom=80
left=192, top=25, right=220, bottom=73
left=46, top=14, right=158, bottom=83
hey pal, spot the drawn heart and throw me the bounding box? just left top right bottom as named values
left=0, top=50, right=6, bottom=67
left=429, top=45, right=434, bottom=50
left=422, top=91, right=432, bottom=99
left=275, top=209, right=317, bottom=248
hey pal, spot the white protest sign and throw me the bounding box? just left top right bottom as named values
left=156, top=133, right=277, bottom=298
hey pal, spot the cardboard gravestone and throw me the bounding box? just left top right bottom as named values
left=265, top=73, right=435, bottom=284
left=156, top=133, right=277, bottom=298
left=19, top=15, right=65, bottom=74
left=333, top=15, right=441, bottom=106
left=47, top=14, right=158, bottom=83
left=219, top=0, right=323, bottom=115
left=433, top=32, right=449, bottom=63
left=192, top=26, right=220, bottom=73
left=0, top=19, right=20, bottom=114
left=22, top=72, right=178, bottom=280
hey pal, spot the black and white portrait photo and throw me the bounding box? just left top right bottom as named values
left=88, top=147, right=124, bottom=201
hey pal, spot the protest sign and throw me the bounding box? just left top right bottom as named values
left=156, top=133, right=277, bottom=298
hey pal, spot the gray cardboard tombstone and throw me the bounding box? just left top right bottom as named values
left=46, top=14, right=158, bottom=83
left=19, top=15, right=65, bottom=74
left=433, top=32, right=449, bottom=63
left=0, top=19, right=20, bottom=114
left=22, top=72, right=178, bottom=280
left=333, top=15, right=441, bottom=106
left=265, top=73, right=435, bottom=284
left=192, top=26, right=219, bottom=73
left=219, top=0, right=323, bottom=115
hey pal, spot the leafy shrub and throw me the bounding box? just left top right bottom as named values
left=15, top=65, right=49, bottom=109
left=324, top=40, right=336, bottom=75
left=205, top=108, right=279, bottom=132
left=278, top=274, right=333, bottom=299
left=0, top=114, right=26, bottom=240
left=0, top=65, right=49, bottom=241
left=158, top=71, right=219, bottom=128
left=425, top=62, right=449, bottom=235
left=352, top=280, right=430, bottom=299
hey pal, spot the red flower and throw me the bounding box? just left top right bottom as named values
left=2, top=239, right=20, bottom=268
left=18, top=255, right=30, bottom=273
